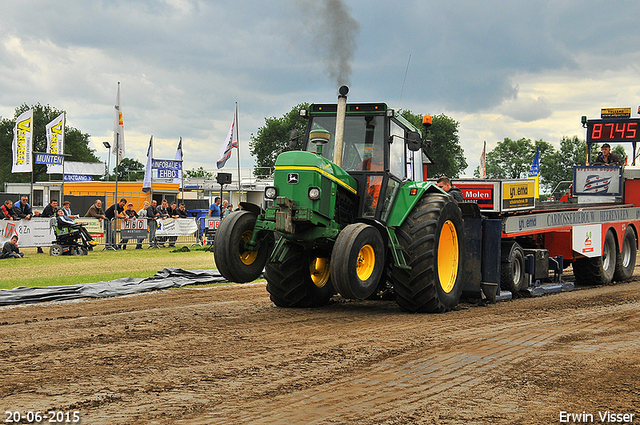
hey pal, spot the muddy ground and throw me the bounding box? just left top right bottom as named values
left=1, top=266, right=640, bottom=425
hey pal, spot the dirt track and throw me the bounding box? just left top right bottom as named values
left=2, top=269, right=640, bottom=424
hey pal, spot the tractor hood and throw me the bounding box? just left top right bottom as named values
left=274, top=151, right=358, bottom=196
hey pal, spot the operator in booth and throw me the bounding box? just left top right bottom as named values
left=593, top=143, right=621, bottom=166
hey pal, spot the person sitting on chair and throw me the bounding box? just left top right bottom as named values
left=56, top=209, right=98, bottom=246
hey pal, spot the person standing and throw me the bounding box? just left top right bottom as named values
left=436, top=176, right=464, bottom=202
left=119, top=203, right=138, bottom=249
left=41, top=200, right=58, bottom=217
left=146, top=200, right=160, bottom=248
left=61, top=201, right=77, bottom=218
left=1, top=200, right=18, bottom=220
left=85, top=199, right=106, bottom=220
left=105, top=198, right=127, bottom=249
left=136, top=201, right=150, bottom=249
left=13, top=195, right=38, bottom=220
left=209, top=197, right=221, bottom=218
left=594, top=143, right=622, bottom=166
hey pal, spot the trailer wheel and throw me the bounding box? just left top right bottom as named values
left=392, top=193, right=464, bottom=313
left=573, top=229, right=617, bottom=285
left=330, top=223, right=385, bottom=300
left=266, top=243, right=334, bottom=307
left=213, top=211, right=271, bottom=283
left=614, top=226, right=637, bottom=281
left=500, top=241, right=526, bottom=292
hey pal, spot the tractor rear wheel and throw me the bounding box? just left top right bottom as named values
left=392, top=193, right=464, bottom=313
left=573, top=229, right=617, bottom=285
left=266, top=243, right=334, bottom=307
left=330, top=223, right=385, bottom=300
left=500, top=241, right=526, bottom=292
left=213, top=211, right=271, bottom=283
left=614, top=226, right=637, bottom=281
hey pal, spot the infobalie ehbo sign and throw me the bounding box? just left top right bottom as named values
left=152, top=159, right=182, bottom=179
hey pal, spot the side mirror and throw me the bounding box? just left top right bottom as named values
left=289, top=129, right=299, bottom=149
left=407, top=131, right=422, bottom=152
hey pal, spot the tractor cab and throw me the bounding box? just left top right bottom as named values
left=300, top=103, right=433, bottom=222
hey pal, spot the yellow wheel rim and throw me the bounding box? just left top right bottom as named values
left=356, top=244, right=375, bottom=281
left=310, top=257, right=331, bottom=288
left=239, top=230, right=258, bottom=265
left=437, top=220, right=459, bottom=294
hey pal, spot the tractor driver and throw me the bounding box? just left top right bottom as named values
left=360, top=139, right=384, bottom=216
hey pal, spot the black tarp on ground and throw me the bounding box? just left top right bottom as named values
left=0, top=268, right=228, bottom=306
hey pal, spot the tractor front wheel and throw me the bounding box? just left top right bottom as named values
left=392, top=193, right=464, bottom=313
left=266, top=243, right=334, bottom=307
left=330, top=223, right=386, bottom=300
left=213, top=211, right=271, bottom=283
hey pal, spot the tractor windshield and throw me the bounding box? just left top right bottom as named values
left=305, top=115, right=385, bottom=172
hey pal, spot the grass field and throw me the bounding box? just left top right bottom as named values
left=0, top=244, right=218, bottom=290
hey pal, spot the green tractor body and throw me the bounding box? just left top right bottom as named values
left=214, top=87, right=473, bottom=312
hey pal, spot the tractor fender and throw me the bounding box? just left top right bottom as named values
left=239, top=202, right=263, bottom=216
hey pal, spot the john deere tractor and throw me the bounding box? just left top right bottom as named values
left=214, top=86, right=475, bottom=313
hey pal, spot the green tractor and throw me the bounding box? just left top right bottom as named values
left=214, top=86, right=474, bottom=313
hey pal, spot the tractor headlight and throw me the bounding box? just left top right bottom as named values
left=308, top=187, right=321, bottom=200
left=265, top=186, right=277, bottom=199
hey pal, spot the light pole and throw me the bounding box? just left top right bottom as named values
left=103, top=141, right=111, bottom=181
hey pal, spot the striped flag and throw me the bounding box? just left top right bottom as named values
left=173, top=137, right=183, bottom=187
left=479, top=141, right=486, bottom=178
left=528, top=146, right=540, bottom=198
left=113, top=82, right=125, bottom=164
left=142, top=136, right=153, bottom=193
left=217, top=108, right=238, bottom=169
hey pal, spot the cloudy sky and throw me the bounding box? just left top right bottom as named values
left=2, top=0, right=640, bottom=178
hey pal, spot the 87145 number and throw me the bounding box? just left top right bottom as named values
left=4, top=411, right=80, bottom=423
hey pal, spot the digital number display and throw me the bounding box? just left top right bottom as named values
left=587, top=119, right=640, bottom=142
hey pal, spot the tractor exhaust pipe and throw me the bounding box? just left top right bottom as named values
left=333, top=85, right=349, bottom=167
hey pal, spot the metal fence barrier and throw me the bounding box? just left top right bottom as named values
left=95, top=217, right=203, bottom=250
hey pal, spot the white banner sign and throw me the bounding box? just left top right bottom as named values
left=65, top=161, right=106, bottom=176
left=12, top=109, right=33, bottom=173
left=0, top=218, right=55, bottom=247
left=156, top=218, right=198, bottom=236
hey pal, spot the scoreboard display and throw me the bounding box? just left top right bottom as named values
left=586, top=118, right=640, bottom=143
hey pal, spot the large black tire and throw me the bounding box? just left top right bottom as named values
left=500, top=241, right=527, bottom=292
left=213, top=211, right=271, bottom=283
left=573, top=229, right=617, bottom=285
left=330, top=223, right=386, bottom=300
left=614, top=226, right=637, bottom=281
left=266, top=243, right=334, bottom=307
left=392, top=193, right=465, bottom=313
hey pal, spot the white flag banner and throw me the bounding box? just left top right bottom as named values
left=142, top=136, right=153, bottom=193
left=173, top=137, right=183, bottom=187
left=12, top=109, right=33, bottom=173
left=113, top=82, right=125, bottom=164
left=46, top=113, right=65, bottom=174
left=64, top=161, right=106, bottom=175
left=217, top=109, right=238, bottom=169
left=479, top=141, right=487, bottom=178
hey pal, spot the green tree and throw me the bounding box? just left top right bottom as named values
left=249, top=103, right=310, bottom=176
left=485, top=138, right=552, bottom=180
left=542, top=136, right=586, bottom=193
left=185, top=166, right=213, bottom=179
left=0, top=104, right=100, bottom=188
left=400, top=111, right=467, bottom=178
left=113, top=158, right=144, bottom=181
